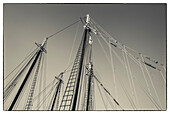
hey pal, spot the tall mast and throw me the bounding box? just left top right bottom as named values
left=59, top=14, right=90, bottom=111
left=8, top=38, right=48, bottom=111
left=71, top=14, right=91, bottom=110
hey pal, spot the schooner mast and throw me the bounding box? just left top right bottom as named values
left=4, top=13, right=165, bottom=111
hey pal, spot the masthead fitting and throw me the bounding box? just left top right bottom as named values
left=86, top=14, right=90, bottom=24
left=41, top=37, right=48, bottom=47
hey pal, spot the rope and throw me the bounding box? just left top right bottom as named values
left=66, top=21, right=80, bottom=68
left=47, top=20, right=80, bottom=39
left=5, top=47, right=38, bottom=80
left=35, top=82, right=57, bottom=110
left=103, top=89, right=115, bottom=110
left=122, top=49, right=135, bottom=105
left=108, top=39, right=117, bottom=109
left=91, top=17, right=164, bottom=71
left=93, top=74, right=124, bottom=110
left=95, top=35, right=110, bottom=65
left=123, top=46, right=140, bottom=108
left=138, top=56, right=152, bottom=97
left=4, top=51, right=37, bottom=102
left=140, top=54, right=163, bottom=109
left=4, top=50, right=38, bottom=90
left=33, top=79, right=56, bottom=101
left=46, top=82, right=57, bottom=110
left=117, top=77, right=137, bottom=110
left=159, top=70, right=166, bottom=83
left=96, top=80, right=108, bottom=110
left=135, top=76, right=162, bottom=110
left=16, top=63, right=36, bottom=110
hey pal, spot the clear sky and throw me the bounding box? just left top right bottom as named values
left=4, top=4, right=166, bottom=110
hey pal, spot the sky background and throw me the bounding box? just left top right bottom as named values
left=3, top=3, right=166, bottom=110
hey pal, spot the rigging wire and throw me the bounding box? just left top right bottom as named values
left=95, top=79, right=108, bottom=110
left=91, top=17, right=165, bottom=72
left=35, top=82, right=57, bottom=110
left=16, top=62, right=37, bottom=110
left=47, top=82, right=58, bottom=110
left=97, top=32, right=149, bottom=109
left=117, top=77, right=137, bottom=110
left=103, top=88, right=115, bottom=110
left=33, top=79, right=56, bottom=101
left=123, top=46, right=140, bottom=108
left=46, top=20, right=80, bottom=39
left=4, top=47, right=38, bottom=80
left=140, top=54, right=163, bottom=109
left=48, top=82, right=58, bottom=110
left=126, top=51, right=163, bottom=108
left=135, top=76, right=162, bottom=110
left=66, top=21, right=80, bottom=68
left=93, top=39, right=137, bottom=110
left=4, top=15, right=166, bottom=110
left=4, top=51, right=38, bottom=102
left=92, top=74, right=124, bottom=110
left=121, top=48, right=137, bottom=107
left=159, top=70, right=166, bottom=83
left=108, top=39, right=117, bottom=109
left=94, top=35, right=110, bottom=65
left=93, top=69, right=119, bottom=109
left=4, top=50, right=38, bottom=90
left=138, top=55, right=152, bottom=97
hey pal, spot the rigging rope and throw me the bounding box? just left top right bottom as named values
left=5, top=48, right=38, bottom=80
left=122, top=48, right=136, bottom=106
left=159, top=70, right=166, bottom=83
left=96, top=80, right=108, bottom=110
left=135, top=76, right=162, bottom=110
left=103, top=89, right=115, bottom=110
left=123, top=46, right=140, bottom=108
left=92, top=74, right=124, bottom=110
left=47, top=20, right=80, bottom=39
left=108, top=39, right=117, bottom=109
left=16, top=62, right=37, bottom=110
left=93, top=21, right=164, bottom=109
left=4, top=50, right=38, bottom=90
left=91, top=17, right=165, bottom=72
left=33, top=79, right=56, bottom=101
left=95, top=35, right=110, bottom=65
left=4, top=51, right=38, bottom=102
left=66, top=21, right=80, bottom=68
left=117, top=77, right=137, bottom=110
left=35, top=82, right=57, bottom=110
left=138, top=56, right=152, bottom=97
left=140, top=54, right=163, bottom=109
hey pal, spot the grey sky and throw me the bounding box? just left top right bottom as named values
left=4, top=4, right=166, bottom=110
